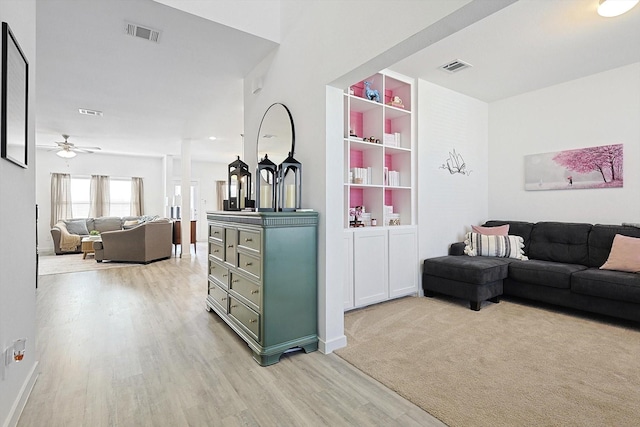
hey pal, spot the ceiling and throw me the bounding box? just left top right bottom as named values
left=35, top=0, right=640, bottom=162
left=35, top=0, right=278, bottom=162
left=391, top=0, right=640, bottom=102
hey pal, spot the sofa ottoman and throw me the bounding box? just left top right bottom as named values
left=423, top=256, right=512, bottom=310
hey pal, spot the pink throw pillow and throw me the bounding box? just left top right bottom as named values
left=471, top=224, right=510, bottom=236
left=600, top=234, right=640, bottom=273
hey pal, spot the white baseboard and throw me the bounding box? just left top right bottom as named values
left=319, top=334, right=347, bottom=354
left=3, top=361, right=39, bottom=427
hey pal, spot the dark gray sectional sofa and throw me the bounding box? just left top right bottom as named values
left=422, top=221, right=640, bottom=323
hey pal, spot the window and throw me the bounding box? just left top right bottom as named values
left=110, top=178, right=132, bottom=217
left=70, top=176, right=90, bottom=218
left=69, top=176, right=133, bottom=218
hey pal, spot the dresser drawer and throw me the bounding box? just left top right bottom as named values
left=225, top=228, right=238, bottom=265
left=209, top=240, right=224, bottom=261
left=238, top=252, right=261, bottom=279
left=208, top=282, right=229, bottom=313
left=230, top=272, right=261, bottom=310
left=208, top=259, right=229, bottom=287
left=229, top=297, right=259, bottom=341
left=209, top=224, right=224, bottom=241
left=238, top=229, right=261, bottom=253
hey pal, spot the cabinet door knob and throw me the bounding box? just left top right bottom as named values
left=221, top=297, right=227, bottom=301
left=222, top=274, right=228, bottom=277
left=214, top=249, right=219, bottom=253
left=245, top=262, right=253, bottom=266
left=249, top=319, right=257, bottom=324
left=245, top=238, right=253, bottom=242
left=231, top=304, right=238, bottom=308
left=232, top=279, right=239, bottom=283
left=214, top=231, right=220, bottom=234
left=251, top=290, right=259, bottom=295
left=228, top=244, right=234, bottom=248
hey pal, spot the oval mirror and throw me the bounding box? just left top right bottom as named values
left=256, top=103, right=295, bottom=170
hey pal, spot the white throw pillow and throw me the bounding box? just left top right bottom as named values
left=464, top=232, right=528, bottom=260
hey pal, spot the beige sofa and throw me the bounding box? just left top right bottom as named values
left=94, top=219, right=172, bottom=264
left=51, top=216, right=148, bottom=255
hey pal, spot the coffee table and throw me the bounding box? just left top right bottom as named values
left=81, top=237, right=101, bottom=259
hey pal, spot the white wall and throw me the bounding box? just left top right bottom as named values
left=488, top=63, right=640, bottom=224
left=35, top=152, right=165, bottom=253
left=0, top=2, right=38, bottom=426
left=243, top=0, right=477, bottom=353
left=418, top=80, right=489, bottom=259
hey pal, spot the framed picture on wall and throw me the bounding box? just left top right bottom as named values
left=1, top=21, right=29, bottom=169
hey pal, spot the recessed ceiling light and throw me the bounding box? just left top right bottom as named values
left=597, top=0, right=639, bottom=17
left=208, top=136, right=217, bottom=141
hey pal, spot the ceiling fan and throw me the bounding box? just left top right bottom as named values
left=38, top=134, right=101, bottom=158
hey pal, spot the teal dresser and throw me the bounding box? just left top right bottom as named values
left=206, top=211, right=318, bottom=366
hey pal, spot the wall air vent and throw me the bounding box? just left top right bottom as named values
left=79, top=108, right=103, bottom=117
left=125, top=21, right=161, bottom=43
left=440, top=59, right=472, bottom=74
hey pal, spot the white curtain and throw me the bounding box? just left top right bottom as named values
left=216, top=180, right=226, bottom=211
left=50, top=173, right=73, bottom=227
left=89, top=175, right=110, bottom=218
left=130, top=177, right=144, bottom=216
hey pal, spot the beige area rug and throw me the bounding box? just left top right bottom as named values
left=38, top=253, right=144, bottom=275
left=336, top=296, right=640, bottom=427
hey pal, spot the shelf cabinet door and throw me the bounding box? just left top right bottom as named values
left=388, top=227, right=418, bottom=298
left=353, top=229, right=388, bottom=307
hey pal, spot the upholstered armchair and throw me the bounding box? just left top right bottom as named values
left=94, top=219, right=172, bottom=263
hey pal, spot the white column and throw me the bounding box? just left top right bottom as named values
left=180, top=139, right=192, bottom=259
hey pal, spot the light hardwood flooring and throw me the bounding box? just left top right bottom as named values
left=20, top=244, right=445, bottom=427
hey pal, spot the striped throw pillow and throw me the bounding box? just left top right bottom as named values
left=464, top=232, right=528, bottom=260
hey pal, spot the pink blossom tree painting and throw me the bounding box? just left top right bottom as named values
left=525, top=144, right=623, bottom=191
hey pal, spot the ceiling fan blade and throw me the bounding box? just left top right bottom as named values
left=36, top=145, right=61, bottom=152
left=74, top=146, right=101, bottom=150
left=72, top=148, right=96, bottom=154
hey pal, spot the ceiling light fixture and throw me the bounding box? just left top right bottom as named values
left=56, top=148, right=76, bottom=159
left=597, top=0, right=639, bottom=17
left=209, top=136, right=217, bottom=141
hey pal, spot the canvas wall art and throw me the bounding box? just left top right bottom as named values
left=525, top=144, right=623, bottom=191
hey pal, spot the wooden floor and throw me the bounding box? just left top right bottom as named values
left=20, top=244, right=445, bottom=427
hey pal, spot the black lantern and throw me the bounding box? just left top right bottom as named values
left=226, top=156, right=254, bottom=211
left=256, top=154, right=277, bottom=212
left=278, top=152, right=302, bottom=212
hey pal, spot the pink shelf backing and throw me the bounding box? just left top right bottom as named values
left=350, top=149, right=364, bottom=169
left=384, top=89, right=393, bottom=106
left=385, top=119, right=392, bottom=134
left=350, top=187, right=364, bottom=207
left=351, top=81, right=365, bottom=98
left=349, top=111, right=363, bottom=139
left=384, top=189, right=393, bottom=206
left=384, top=154, right=393, bottom=170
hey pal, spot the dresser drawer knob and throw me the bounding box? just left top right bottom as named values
left=223, top=274, right=228, bottom=277
left=214, top=231, right=220, bottom=234
left=231, top=304, right=238, bottom=308
left=228, top=244, right=234, bottom=248
left=245, top=262, right=253, bottom=266
left=221, top=297, right=227, bottom=301
left=251, top=290, right=259, bottom=295
left=214, top=249, right=219, bottom=253
left=245, top=238, right=253, bottom=242
left=232, top=279, right=239, bottom=283
left=249, top=319, right=257, bottom=324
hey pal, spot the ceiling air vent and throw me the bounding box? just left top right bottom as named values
left=125, top=21, right=161, bottom=43
left=440, top=59, right=472, bottom=74
left=79, top=108, right=103, bottom=117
